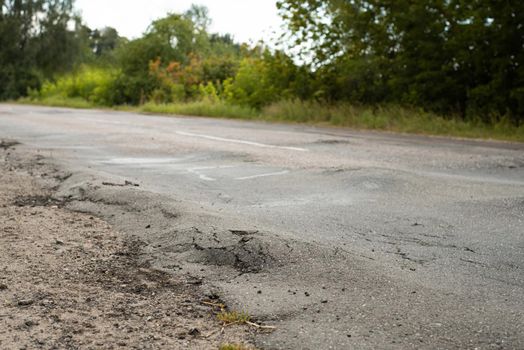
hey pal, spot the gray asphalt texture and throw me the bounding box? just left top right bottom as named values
left=1, top=104, right=523, bottom=349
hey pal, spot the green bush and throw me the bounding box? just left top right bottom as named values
left=37, top=66, right=119, bottom=106
left=223, top=58, right=276, bottom=108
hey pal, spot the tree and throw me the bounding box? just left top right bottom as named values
left=224, top=47, right=307, bottom=108
left=277, top=0, right=524, bottom=122
left=0, top=0, right=83, bottom=99
left=90, top=27, right=122, bottom=57
left=113, top=6, right=243, bottom=105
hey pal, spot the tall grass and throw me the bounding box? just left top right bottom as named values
left=262, top=100, right=524, bottom=142
left=140, top=100, right=259, bottom=119
left=18, top=96, right=94, bottom=109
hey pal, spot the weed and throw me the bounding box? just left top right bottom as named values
left=217, top=311, right=251, bottom=325
left=219, top=344, right=255, bottom=350
left=140, top=100, right=258, bottom=119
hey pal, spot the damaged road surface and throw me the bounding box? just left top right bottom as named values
left=1, top=104, right=524, bottom=349
left=0, top=143, right=254, bottom=349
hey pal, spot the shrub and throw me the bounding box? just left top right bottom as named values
left=37, top=66, right=119, bottom=106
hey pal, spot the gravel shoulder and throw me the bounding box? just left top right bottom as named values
left=0, top=141, right=253, bottom=349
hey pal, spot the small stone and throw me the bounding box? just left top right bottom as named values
left=321, top=300, right=328, bottom=304
left=188, top=328, right=200, bottom=336
left=18, top=299, right=34, bottom=306
left=24, top=320, right=38, bottom=327
left=304, top=292, right=310, bottom=297
left=55, top=239, right=64, bottom=245
left=257, top=290, right=262, bottom=294
left=0, top=284, right=8, bottom=291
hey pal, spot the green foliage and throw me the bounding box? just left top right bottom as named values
left=217, top=311, right=251, bottom=325
left=277, top=0, right=524, bottom=123
left=223, top=49, right=306, bottom=108
left=262, top=100, right=524, bottom=141
left=223, top=57, right=273, bottom=108
left=140, top=100, right=258, bottom=119
left=0, top=0, right=82, bottom=99
left=219, top=344, right=254, bottom=350
left=19, top=96, right=94, bottom=109
left=199, top=82, right=220, bottom=103
left=34, top=66, right=119, bottom=106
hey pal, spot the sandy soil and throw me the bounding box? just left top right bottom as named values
left=0, top=141, right=253, bottom=349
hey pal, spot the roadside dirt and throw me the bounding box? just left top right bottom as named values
left=0, top=142, right=253, bottom=349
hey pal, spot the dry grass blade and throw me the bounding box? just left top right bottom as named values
left=202, top=300, right=226, bottom=309
left=245, top=320, right=276, bottom=330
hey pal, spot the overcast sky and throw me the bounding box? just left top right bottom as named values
left=75, top=0, right=283, bottom=44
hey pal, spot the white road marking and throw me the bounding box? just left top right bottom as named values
left=236, top=170, right=290, bottom=181
left=186, top=165, right=236, bottom=182
left=175, top=131, right=308, bottom=152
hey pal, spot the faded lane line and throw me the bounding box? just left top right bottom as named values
left=175, top=131, right=308, bottom=152
left=187, top=165, right=236, bottom=182
left=236, top=170, right=290, bottom=181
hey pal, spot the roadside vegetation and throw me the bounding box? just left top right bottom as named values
left=219, top=344, right=256, bottom=350
left=217, top=311, right=252, bottom=325
left=2, top=0, right=524, bottom=142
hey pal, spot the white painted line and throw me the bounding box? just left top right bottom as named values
left=236, top=170, right=290, bottom=181
left=175, top=131, right=308, bottom=152
left=188, top=170, right=215, bottom=181
left=186, top=165, right=236, bottom=182
left=188, top=166, right=236, bottom=171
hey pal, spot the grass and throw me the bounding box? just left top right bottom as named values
left=219, top=344, right=255, bottom=350
left=217, top=311, right=251, bottom=325
left=16, top=96, right=524, bottom=143
left=262, top=100, right=524, bottom=142
left=140, top=100, right=258, bottom=120
left=17, top=96, right=95, bottom=109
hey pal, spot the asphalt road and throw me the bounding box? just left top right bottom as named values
left=1, top=104, right=523, bottom=349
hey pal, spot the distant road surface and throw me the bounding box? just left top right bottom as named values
left=1, top=104, right=523, bottom=349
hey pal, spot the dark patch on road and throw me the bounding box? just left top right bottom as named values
left=314, top=139, right=351, bottom=145
left=322, top=167, right=362, bottom=175
left=0, top=140, right=20, bottom=150
left=230, top=229, right=259, bottom=236
left=102, top=180, right=140, bottom=187
left=190, top=236, right=275, bottom=274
